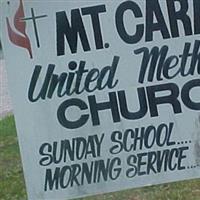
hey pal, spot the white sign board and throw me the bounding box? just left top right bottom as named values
left=1, top=0, right=200, bottom=199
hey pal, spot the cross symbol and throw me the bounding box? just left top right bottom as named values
left=21, top=8, right=47, bottom=48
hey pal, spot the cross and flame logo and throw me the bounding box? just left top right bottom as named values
left=6, top=0, right=33, bottom=58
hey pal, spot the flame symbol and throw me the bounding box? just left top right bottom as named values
left=6, top=0, right=33, bottom=58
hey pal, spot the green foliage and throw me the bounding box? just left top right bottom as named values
left=0, top=116, right=200, bottom=200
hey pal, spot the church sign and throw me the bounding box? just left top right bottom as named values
left=1, top=0, right=200, bottom=199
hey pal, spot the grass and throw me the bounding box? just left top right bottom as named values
left=0, top=115, right=27, bottom=200
left=0, top=115, right=200, bottom=200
